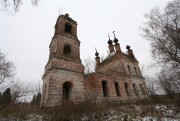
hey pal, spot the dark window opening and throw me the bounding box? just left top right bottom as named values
left=63, top=82, right=72, bottom=100
left=140, top=84, right=145, bottom=95
left=134, top=67, right=137, bottom=75
left=44, top=84, right=46, bottom=93
left=65, top=23, right=72, bottom=33
left=127, top=65, right=131, bottom=73
left=63, top=45, right=71, bottom=56
left=124, top=83, right=130, bottom=96
left=133, top=84, right=138, bottom=95
left=115, top=82, right=120, bottom=96
left=102, top=81, right=108, bottom=97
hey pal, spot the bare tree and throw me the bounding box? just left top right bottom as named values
left=141, top=0, right=180, bottom=97
left=0, top=80, right=36, bottom=110
left=10, top=80, right=37, bottom=102
left=0, top=79, right=35, bottom=110
left=83, top=57, right=96, bottom=75
left=141, top=0, right=180, bottom=71
left=0, top=50, right=15, bottom=85
left=0, top=0, right=40, bottom=12
left=156, top=69, right=180, bottom=98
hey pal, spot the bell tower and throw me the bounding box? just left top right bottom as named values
left=49, top=13, right=81, bottom=63
left=41, top=14, right=85, bottom=108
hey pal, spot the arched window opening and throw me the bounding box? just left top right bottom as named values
left=134, top=67, right=137, bottom=75
left=133, top=84, right=138, bottom=95
left=140, top=84, right=145, bottom=95
left=124, top=83, right=130, bottom=96
left=127, top=65, right=131, bottom=73
left=44, top=84, right=46, bottom=93
left=64, top=23, right=72, bottom=33
left=115, top=82, right=120, bottom=96
left=63, top=82, right=72, bottom=101
left=102, top=80, right=108, bottom=97
left=63, top=45, right=71, bottom=56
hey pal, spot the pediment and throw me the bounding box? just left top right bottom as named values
left=97, top=58, right=126, bottom=74
left=107, top=60, right=125, bottom=73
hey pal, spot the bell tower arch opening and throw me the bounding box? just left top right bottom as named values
left=63, top=45, right=71, bottom=57
left=64, top=23, right=72, bottom=34
left=63, top=81, right=72, bottom=101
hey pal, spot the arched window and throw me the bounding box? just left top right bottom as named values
left=124, top=83, right=130, bottom=96
left=64, top=23, right=72, bottom=33
left=63, top=45, right=71, bottom=56
left=44, top=84, right=46, bottom=93
left=102, top=80, right=108, bottom=97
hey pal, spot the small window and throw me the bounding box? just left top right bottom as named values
left=65, top=23, right=72, bottom=33
left=140, top=84, right=145, bottom=95
left=133, top=84, right=138, bottom=95
left=63, top=45, right=71, bottom=56
left=102, top=80, right=108, bottom=97
left=44, top=84, right=46, bottom=93
left=127, top=65, right=131, bottom=73
left=134, top=67, right=137, bottom=75
left=124, top=83, right=130, bottom=96
left=115, top=82, right=120, bottom=96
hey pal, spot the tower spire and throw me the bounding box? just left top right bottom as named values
left=113, top=31, right=118, bottom=43
left=112, top=31, right=121, bottom=53
left=95, top=48, right=100, bottom=65
left=95, top=48, right=99, bottom=57
left=107, top=33, right=114, bottom=53
left=107, top=33, right=113, bottom=44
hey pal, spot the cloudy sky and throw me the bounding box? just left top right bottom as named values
left=0, top=0, right=170, bottom=85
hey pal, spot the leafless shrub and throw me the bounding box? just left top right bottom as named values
left=0, top=50, right=15, bottom=85
left=156, top=69, right=180, bottom=98
left=43, top=101, right=105, bottom=121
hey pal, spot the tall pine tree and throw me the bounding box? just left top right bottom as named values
left=0, top=88, right=12, bottom=109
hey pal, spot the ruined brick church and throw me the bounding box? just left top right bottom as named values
left=41, top=14, right=147, bottom=108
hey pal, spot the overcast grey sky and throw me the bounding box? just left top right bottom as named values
left=0, top=0, right=170, bottom=84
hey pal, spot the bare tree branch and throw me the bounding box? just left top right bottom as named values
left=0, top=50, right=15, bottom=85
left=141, top=0, right=180, bottom=97
left=83, top=57, right=96, bottom=75
left=0, top=0, right=40, bottom=12
left=141, top=1, right=180, bottom=68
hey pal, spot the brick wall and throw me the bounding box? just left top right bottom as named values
left=42, top=69, right=86, bottom=107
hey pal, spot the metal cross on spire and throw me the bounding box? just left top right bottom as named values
left=95, top=48, right=99, bottom=57
left=108, top=33, right=111, bottom=39
left=113, top=31, right=116, bottom=38
left=112, top=31, right=118, bottom=43
left=108, top=33, right=113, bottom=44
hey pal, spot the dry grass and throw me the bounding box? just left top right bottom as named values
left=0, top=103, right=41, bottom=118
left=0, top=95, right=180, bottom=120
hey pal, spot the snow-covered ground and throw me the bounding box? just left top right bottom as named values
left=0, top=104, right=180, bottom=121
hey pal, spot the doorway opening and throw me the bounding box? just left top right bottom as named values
left=63, top=81, right=72, bottom=101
